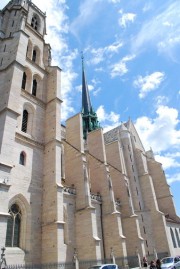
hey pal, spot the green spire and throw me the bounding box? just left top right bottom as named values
left=81, top=52, right=100, bottom=139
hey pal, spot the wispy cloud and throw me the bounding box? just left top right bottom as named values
left=166, top=173, right=180, bottom=184
left=88, top=41, right=123, bottom=65
left=133, top=72, right=165, bottom=98
left=118, top=10, right=136, bottom=28
left=70, top=0, right=103, bottom=38
left=110, top=54, right=135, bottom=77
left=108, top=0, right=121, bottom=3
left=155, top=154, right=180, bottom=170
left=75, top=77, right=101, bottom=97
left=96, top=105, right=121, bottom=132
left=132, top=1, right=180, bottom=60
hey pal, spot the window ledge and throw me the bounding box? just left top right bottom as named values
left=5, top=247, right=25, bottom=255
left=0, top=212, right=10, bottom=217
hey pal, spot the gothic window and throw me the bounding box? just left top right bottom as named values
left=32, top=79, right=37, bottom=96
left=21, top=109, right=28, bottom=133
left=170, top=228, right=177, bottom=248
left=19, top=151, right=26, bottom=165
left=175, top=229, right=180, bottom=247
left=4, top=44, right=6, bottom=52
left=31, top=16, right=38, bottom=31
left=5, top=204, right=21, bottom=247
left=32, top=49, right=36, bottom=62
left=21, top=72, right=26, bottom=90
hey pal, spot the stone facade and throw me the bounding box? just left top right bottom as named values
left=0, top=0, right=180, bottom=267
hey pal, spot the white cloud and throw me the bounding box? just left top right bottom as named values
left=60, top=50, right=79, bottom=121
left=30, top=0, right=79, bottom=122
left=110, top=54, right=135, bottom=77
left=135, top=105, right=180, bottom=153
left=166, top=173, right=180, bottom=184
left=119, top=12, right=136, bottom=28
left=89, top=41, right=123, bottom=65
left=96, top=105, right=121, bottom=132
left=155, top=154, right=180, bottom=170
left=133, top=72, right=165, bottom=98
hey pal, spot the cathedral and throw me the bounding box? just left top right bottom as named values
left=0, top=0, right=180, bottom=267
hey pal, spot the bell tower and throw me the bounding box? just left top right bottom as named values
left=0, top=0, right=62, bottom=264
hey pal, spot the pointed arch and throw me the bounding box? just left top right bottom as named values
left=170, top=228, right=177, bottom=248
left=6, top=194, right=31, bottom=250
left=23, top=67, right=32, bottom=93
left=32, top=74, right=42, bottom=99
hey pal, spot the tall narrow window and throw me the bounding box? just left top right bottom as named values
left=21, top=72, right=26, bottom=90
left=5, top=204, right=21, bottom=247
left=4, top=44, right=6, bottom=52
left=21, top=110, right=28, bottom=133
left=175, top=229, right=180, bottom=247
left=31, top=16, right=38, bottom=30
left=32, top=79, right=37, bottom=96
left=12, top=20, right=14, bottom=27
left=19, top=151, right=26, bottom=165
left=32, top=50, right=36, bottom=62
left=170, top=228, right=177, bottom=248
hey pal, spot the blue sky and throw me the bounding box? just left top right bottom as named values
left=1, top=0, right=180, bottom=215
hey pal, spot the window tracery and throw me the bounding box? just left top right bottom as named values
left=5, top=204, right=21, bottom=247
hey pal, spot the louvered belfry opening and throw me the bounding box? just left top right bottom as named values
left=31, top=16, right=38, bottom=31
left=21, top=109, right=28, bottom=133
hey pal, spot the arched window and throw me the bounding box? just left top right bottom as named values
left=21, top=72, right=26, bottom=90
left=32, top=49, right=36, bottom=62
left=5, top=204, right=21, bottom=247
left=31, top=16, right=38, bottom=31
left=32, top=79, right=37, bottom=96
left=19, top=151, right=26, bottom=165
left=175, top=229, right=180, bottom=247
left=170, top=228, right=177, bottom=248
left=21, top=109, right=28, bottom=133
